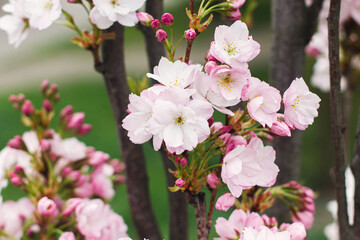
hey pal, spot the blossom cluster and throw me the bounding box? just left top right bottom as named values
left=0, top=81, right=127, bottom=240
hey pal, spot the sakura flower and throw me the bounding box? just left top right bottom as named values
left=147, top=57, right=199, bottom=89
left=221, top=138, right=279, bottom=198
left=149, top=88, right=213, bottom=154
left=90, top=0, right=146, bottom=29
left=209, top=64, right=250, bottom=101
left=25, top=0, right=62, bottom=30
left=210, top=20, right=260, bottom=68
left=242, top=226, right=291, bottom=240
left=215, top=192, right=235, bottom=211
left=340, top=0, right=360, bottom=25
left=91, top=164, right=115, bottom=200
left=50, top=136, right=87, bottom=161
left=59, top=232, right=76, bottom=240
left=215, top=209, right=264, bottom=240
left=0, top=0, right=29, bottom=47
left=37, top=196, right=57, bottom=216
left=242, top=77, right=281, bottom=127
left=283, top=77, right=321, bottom=130
left=280, top=222, right=307, bottom=240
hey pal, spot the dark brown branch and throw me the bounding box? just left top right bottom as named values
left=304, top=0, right=325, bottom=44
left=184, top=39, right=194, bottom=64
left=100, top=23, right=162, bottom=240
left=187, top=192, right=208, bottom=240
left=351, top=108, right=360, bottom=238
left=269, top=0, right=307, bottom=222
left=328, top=0, right=352, bottom=239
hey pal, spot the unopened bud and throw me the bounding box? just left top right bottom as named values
left=215, top=192, right=235, bottom=211
left=61, top=105, right=73, bottom=118
left=40, top=139, right=51, bottom=152
left=8, top=136, right=24, bottom=150
left=206, top=173, right=219, bottom=188
left=14, top=164, right=24, bottom=173
left=9, top=172, right=23, bottom=186
left=37, top=197, right=57, bottom=216
left=185, top=29, right=196, bottom=40
left=77, top=124, right=92, bottom=136
left=161, top=13, right=174, bottom=26
left=179, top=157, right=188, bottom=167
left=41, top=79, right=49, bottom=93
left=67, top=112, right=85, bottom=129
left=175, top=178, right=185, bottom=188
left=151, top=19, right=161, bottom=30
left=137, top=12, right=154, bottom=27
left=43, top=100, right=52, bottom=112
left=155, top=29, right=167, bottom=42
left=21, top=100, right=35, bottom=116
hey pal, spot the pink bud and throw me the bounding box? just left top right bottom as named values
left=204, top=61, right=217, bottom=75
left=110, top=159, right=125, bottom=173
left=283, top=222, right=307, bottom=240
left=43, top=100, right=52, bottom=112
left=77, top=124, right=92, bottom=136
left=175, top=178, right=185, bottom=188
left=68, top=170, right=81, bottom=181
left=226, top=135, right=247, bottom=154
left=62, top=198, right=83, bottom=216
left=40, top=139, right=51, bottom=152
left=61, top=167, right=73, bottom=178
left=21, top=100, right=35, bottom=116
left=207, top=173, right=219, bottom=188
left=179, top=158, right=188, bottom=167
left=207, top=117, right=214, bottom=126
left=210, top=122, right=224, bottom=133
left=60, top=105, right=73, bottom=117
left=67, top=0, right=81, bottom=3
left=26, top=225, right=40, bottom=237
left=185, top=29, right=196, bottom=40
left=155, top=29, right=168, bottom=42
left=229, top=0, right=246, bottom=9
left=41, top=79, right=49, bottom=92
left=151, top=19, right=161, bottom=30
left=67, top=112, right=85, bottom=129
left=137, top=12, right=154, bottom=26
left=88, top=151, right=110, bottom=166
left=8, top=135, right=24, bottom=149
left=59, top=232, right=76, bottom=240
left=161, top=13, right=174, bottom=26
left=215, top=193, right=235, bottom=211
left=37, top=197, right=57, bottom=216
left=14, top=164, right=24, bottom=173
left=9, top=95, right=17, bottom=103
left=51, top=84, right=58, bottom=92
left=305, top=45, right=321, bottom=57
left=227, top=9, right=241, bottom=21
left=9, top=172, right=23, bottom=186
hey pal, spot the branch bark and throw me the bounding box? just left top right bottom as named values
left=328, top=0, right=353, bottom=239
left=100, top=23, right=162, bottom=240
left=351, top=108, right=360, bottom=238
left=305, top=0, right=325, bottom=44
left=187, top=192, right=208, bottom=240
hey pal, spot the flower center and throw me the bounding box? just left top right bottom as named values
left=170, top=78, right=185, bottom=87
left=111, top=0, right=120, bottom=7
left=173, top=113, right=186, bottom=127
left=44, top=1, right=53, bottom=9
left=291, top=96, right=300, bottom=111
left=222, top=40, right=238, bottom=57
left=217, top=74, right=235, bottom=91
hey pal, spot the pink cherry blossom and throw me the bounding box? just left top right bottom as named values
left=283, top=77, right=321, bottom=130
left=210, top=20, right=260, bottom=68
left=50, top=136, right=87, bottom=161
left=150, top=88, right=213, bottom=154
left=291, top=210, right=314, bottom=229
left=221, top=138, right=279, bottom=198
left=147, top=57, right=199, bottom=89
left=0, top=0, right=29, bottom=48
left=88, top=151, right=110, bottom=166
left=340, top=0, right=360, bottom=25
left=215, top=192, right=235, bottom=211
left=242, top=226, right=291, bottom=240
left=91, top=164, right=115, bottom=200
left=209, top=64, right=250, bottom=101
left=62, top=198, right=83, bottom=216
left=242, top=77, right=281, bottom=127
left=280, top=222, right=307, bottom=240
left=37, top=196, right=57, bottom=216
left=215, top=209, right=264, bottom=239
left=90, top=0, right=145, bottom=29
left=25, top=0, right=62, bottom=30
left=59, top=232, right=76, bottom=240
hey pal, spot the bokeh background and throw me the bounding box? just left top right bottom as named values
left=1, top=0, right=360, bottom=239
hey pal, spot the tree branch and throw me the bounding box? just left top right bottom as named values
left=351, top=108, right=360, bottom=238
left=304, top=0, right=325, bottom=44
left=187, top=192, right=208, bottom=240
left=328, top=0, right=353, bottom=239
left=100, top=23, right=162, bottom=240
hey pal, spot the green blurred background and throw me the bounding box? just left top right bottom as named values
left=1, top=0, right=360, bottom=239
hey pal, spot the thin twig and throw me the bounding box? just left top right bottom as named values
left=351, top=108, right=360, bottom=237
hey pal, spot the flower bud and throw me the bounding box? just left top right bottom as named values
left=8, top=135, right=24, bottom=150
left=9, top=172, right=23, bottom=186
left=67, top=0, right=81, bottom=3
left=51, top=83, right=58, bottom=92
left=204, top=61, right=217, bottom=75
left=67, top=112, right=85, bottom=129
left=151, top=19, right=161, bottom=30
left=215, top=193, right=235, bottom=211
left=59, top=232, right=76, bottom=240
left=43, top=99, right=52, bottom=112
left=77, top=124, right=92, bottom=136
left=161, top=13, right=174, bottom=26
left=283, top=222, right=307, bottom=240
left=228, top=0, right=246, bottom=9
left=62, top=198, right=83, bottom=216
left=155, top=29, right=168, bottom=42
left=9, top=95, right=18, bottom=103
left=61, top=167, right=73, bottom=178
left=60, top=105, right=73, bottom=118
left=179, top=158, right=188, bottom=167
left=137, top=12, right=154, bottom=27
left=185, top=29, right=196, bottom=40
left=175, top=178, right=185, bottom=188
left=37, top=197, right=57, bottom=216
left=41, top=79, right=49, bottom=92
left=207, top=173, right=219, bottom=188
left=227, top=9, right=241, bottom=21
left=21, top=100, right=35, bottom=116
left=88, top=151, right=110, bottom=166
left=14, top=164, right=24, bottom=173
left=40, top=139, right=51, bottom=152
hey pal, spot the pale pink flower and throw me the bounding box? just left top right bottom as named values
left=150, top=88, right=213, bottom=154
left=280, top=222, right=307, bottom=240
left=215, top=209, right=264, bottom=239
left=147, top=57, right=199, bottom=89
left=209, top=64, right=250, bottom=101
left=25, top=0, right=62, bottom=30
left=92, top=164, right=115, bottom=200
left=37, top=196, right=57, bottom=216
left=340, top=0, right=360, bottom=25
left=225, top=135, right=247, bottom=154
left=59, top=232, right=76, bottom=240
left=50, top=137, right=87, bottom=161
left=215, top=192, right=235, bottom=211
left=62, top=198, right=83, bottom=216
left=74, top=181, right=94, bottom=198
left=90, top=0, right=145, bottom=29
left=98, top=211, right=128, bottom=240
left=283, top=78, right=321, bottom=130
left=242, top=77, right=281, bottom=127
left=122, top=87, right=160, bottom=144
left=0, top=0, right=30, bottom=47
left=88, top=151, right=110, bottom=166
left=228, top=0, right=246, bottom=9
left=291, top=210, right=314, bottom=229
left=242, top=226, right=291, bottom=240
left=210, top=20, right=260, bottom=68
left=136, top=12, right=153, bottom=26
left=221, top=138, right=279, bottom=197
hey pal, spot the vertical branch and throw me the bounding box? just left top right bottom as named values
left=185, top=0, right=195, bottom=63
left=328, top=0, right=352, bottom=239
left=187, top=192, right=208, bottom=240
left=351, top=108, right=360, bottom=238
left=100, top=23, right=162, bottom=240
left=269, top=0, right=307, bottom=222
